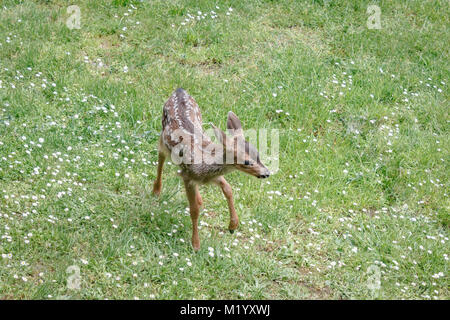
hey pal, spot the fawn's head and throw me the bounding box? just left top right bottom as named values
left=213, top=112, right=270, bottom=179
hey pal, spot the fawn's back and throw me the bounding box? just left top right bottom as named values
left=162, top=88, right=202, bottom=145
left=160, top=88, right=226, bottom=182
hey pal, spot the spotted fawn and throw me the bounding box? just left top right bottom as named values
left=152, top=88, right=270, bottom=250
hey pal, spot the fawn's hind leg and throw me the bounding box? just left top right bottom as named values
left=152, top=138, right=166, bottom=196
left=196, top=192, right=203, bottom=207
left=214, top=176, right=239, bottom=233
left=184, top=179, right=201, bottom=251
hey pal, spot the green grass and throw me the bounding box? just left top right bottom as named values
left=0, top=0, right=448, bottom=299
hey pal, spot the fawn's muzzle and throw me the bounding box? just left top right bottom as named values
left=257, top=166, right=270, bottom=179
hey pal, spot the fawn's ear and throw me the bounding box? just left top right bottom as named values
left=227, top=111, right=243, bottom=137
left=212, top=124, right=227, bottom=147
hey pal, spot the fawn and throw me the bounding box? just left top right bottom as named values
left=152, top=88, right=270, bottom=251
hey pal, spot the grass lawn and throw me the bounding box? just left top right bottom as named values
left=0, top=0, right=448, bottom=299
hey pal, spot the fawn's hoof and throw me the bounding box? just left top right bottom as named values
left=152, top=183, right=161, bottom=196
left=192, top=238, right=200, bottom=252
left=228, top=219, right=238, bottom=233
left=152, top=180, right=162, bottom=197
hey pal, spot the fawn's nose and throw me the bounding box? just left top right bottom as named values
left=257, top=168, right=270, bottom=179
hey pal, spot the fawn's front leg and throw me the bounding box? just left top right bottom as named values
left=215, top=176, right=239, bottom=233
left=184, top=179, right=201, bottom=251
